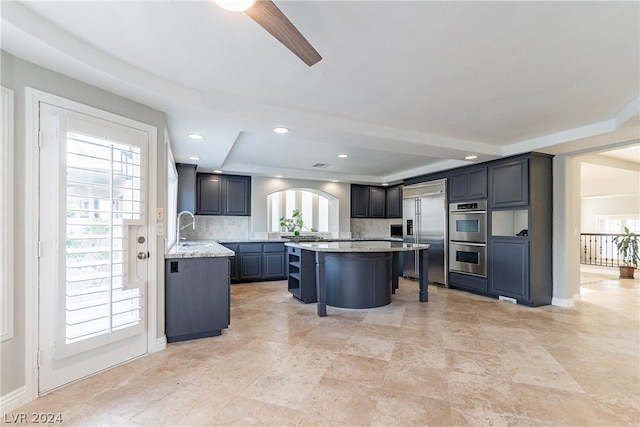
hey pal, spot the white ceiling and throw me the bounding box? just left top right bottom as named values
left=579, top=142, right=639, bottom=198
left=2, top=0, right=639, bottom=184
left=598, top=145, right=640, bottom=164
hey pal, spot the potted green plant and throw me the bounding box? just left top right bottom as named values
left=613, top=226, right=638, bottom=279
left=279, top=209, right=317, bottom=237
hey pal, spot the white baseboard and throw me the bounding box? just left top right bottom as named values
left=152, top=335, right=166, bottom=353
left=0, top=386, right=28, bottom=413
left=551, top=296, right=575, bottom=308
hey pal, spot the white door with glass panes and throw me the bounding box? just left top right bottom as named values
left=38, top=103, right=149, bottom=393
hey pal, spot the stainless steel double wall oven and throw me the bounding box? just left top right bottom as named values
left=448, top=200, right=487, bottom=277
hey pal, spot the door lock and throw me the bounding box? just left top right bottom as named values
left=137, top=251, right=149, bottom=260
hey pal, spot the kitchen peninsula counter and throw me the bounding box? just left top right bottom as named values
left=164, top=241, right=233, bottom=343
left=285, top=241, right=429, bottom=316
left=165, top=240, right=234, bottom=259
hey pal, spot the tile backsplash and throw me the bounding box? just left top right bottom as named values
left=180, top=216, right=251, bottom=241
left=178, top=216, right=401, bottom=241
left=350, top=218, right=402, bottom=239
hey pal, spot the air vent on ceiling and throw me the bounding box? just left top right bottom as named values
left=312, top=163, right=331, bottom=168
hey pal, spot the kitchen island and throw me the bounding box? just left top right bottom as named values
left=285, top=241, right=429, bottom=317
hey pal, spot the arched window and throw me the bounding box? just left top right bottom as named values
left=267, top=188, right=338, bottom=233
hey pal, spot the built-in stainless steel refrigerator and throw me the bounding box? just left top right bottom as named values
left=402, top=179, right=447, bottom=285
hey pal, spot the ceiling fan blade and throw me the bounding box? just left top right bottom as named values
left=244, top=0, right=322, bottom=66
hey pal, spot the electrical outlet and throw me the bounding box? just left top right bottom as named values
left=156, top=208, right=164, bottom=221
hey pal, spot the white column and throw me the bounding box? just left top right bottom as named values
left=552, top=154, right=582, bottom=307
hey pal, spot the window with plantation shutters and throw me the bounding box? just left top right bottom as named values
left=63, top=131, right=144, bottom=349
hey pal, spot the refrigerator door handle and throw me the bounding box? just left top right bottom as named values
left=415, top=198, right=420, bottom=277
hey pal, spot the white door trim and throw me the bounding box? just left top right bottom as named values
left=24, top=87, right=160, bottom=402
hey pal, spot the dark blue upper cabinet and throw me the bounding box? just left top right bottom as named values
left=224, top=176, right=251, bottom=216
left=468, top=168, right=488, bottom=199
left=489, top=159, right=528, bottom=208
left=385, top=185, right=403, bottom=218
left=351, top=184, right=400, bottom=218
left=449, top=166, right=487, bottom=201
left=176, top=163, right=197, bottom=213
left=351, top=185, right=371, bottom=218
left=197, top=174, right=223, bottom=215
left=368, top=187, right=386, bottom=218
left=196, top=173, right=251, bottom=216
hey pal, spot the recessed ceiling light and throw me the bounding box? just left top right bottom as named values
left=188, top=156, right=200, bottom=161
left=338, top=154, right=348, bottom=158
left=275, top=175, right=283, bottom=178
left=331, top=180, right=339, bottom=183
left=465, top=155, right=478, bottom=160
left=213, top=0, right=255, bottom=12
left=382, top=183, right=389, bottom=186
left=188, top=133, right=203, bottom=140
left=213, top=170, right=222, bottom=174
left=273, top=127, right=289, bottom=134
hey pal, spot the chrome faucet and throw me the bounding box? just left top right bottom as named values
left=177, top=211, right=196, bottom=246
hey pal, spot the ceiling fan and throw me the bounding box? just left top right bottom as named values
left=214, top=0, right=322, bottom=67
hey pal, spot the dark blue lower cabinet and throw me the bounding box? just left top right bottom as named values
left=222, top=242, right=287, bottom=282
left=165, top=257, right=230, bottom=343
left=489, top=239, right=529, bottom=303
left=448, top=272, right=488, bottom=293
left=262, top=242, right=286, bottom=280
left=239, top=253, right=262, bottom=280
left=263, top=251, right=286, bottom=279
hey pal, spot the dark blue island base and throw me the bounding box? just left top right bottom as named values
left=323, top=252, right=394, bottom=309
left=286, top=241, right=429, bottom=317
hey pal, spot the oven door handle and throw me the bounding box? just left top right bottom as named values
left=451, top=241, right=486, bottom=247
left=450, top=210, right=486, bottom=215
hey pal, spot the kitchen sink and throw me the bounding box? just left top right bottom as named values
left=180, top=242, right=215, bottom=247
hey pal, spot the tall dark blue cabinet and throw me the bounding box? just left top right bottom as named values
left=487, top=153, right=553, bottom=306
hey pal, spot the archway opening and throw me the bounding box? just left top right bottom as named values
left=267, top=188, right=339, bottom=235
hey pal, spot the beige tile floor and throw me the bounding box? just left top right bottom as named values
left=8, top=269, right=639, bottom=426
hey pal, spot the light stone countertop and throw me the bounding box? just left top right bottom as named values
left=218, top=237, right=403, bottom=243
left=165, top=240, right=235, bottom=259
left=165, top=238, right=410, bottom=259
left=284, top=240, right=429, bottom=253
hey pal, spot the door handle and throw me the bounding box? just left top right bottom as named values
left=137, top=251, right=149, bottom=260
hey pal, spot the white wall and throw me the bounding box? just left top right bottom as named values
left=577, top=154, right=639, bottom=281
left=579, top=152, right=640, bottom=232
left=581, top=195, right=640, bottom=232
